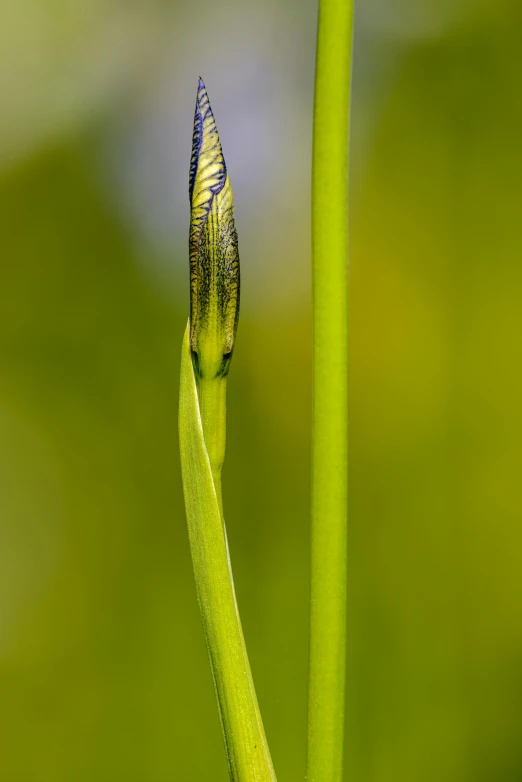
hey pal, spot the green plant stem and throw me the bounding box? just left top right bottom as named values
left=196, top=373, right=227, bottom=515
left=179, top=325, right=276, bottom=782
left=307, top=1, right=354, bottom=780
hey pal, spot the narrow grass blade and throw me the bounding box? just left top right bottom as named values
left=179, top=322, right=276, bottom=782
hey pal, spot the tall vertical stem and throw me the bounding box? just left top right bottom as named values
left=307, top=1, right=354, bottom=780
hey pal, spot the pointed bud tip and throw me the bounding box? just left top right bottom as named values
left=198, top=76, right=206, bottom=91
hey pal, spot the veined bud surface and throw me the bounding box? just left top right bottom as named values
left=189, top=78, right=240, bottom=380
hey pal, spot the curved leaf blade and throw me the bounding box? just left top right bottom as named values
left=179, top=322, right=276, bottom=782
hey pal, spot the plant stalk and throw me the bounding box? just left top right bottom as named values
left=180, top=78, right=276, bottom=781
left=307, top=1, right=354, bottom=780
left=179, top=327, right=276, bottom=782
left=196, top=373, right=227, bottom=514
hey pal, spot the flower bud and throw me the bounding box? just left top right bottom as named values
left=189, top=78, right=240, bottom=379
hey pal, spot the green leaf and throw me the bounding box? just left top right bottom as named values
left=179, top=322, right=276, bottom=782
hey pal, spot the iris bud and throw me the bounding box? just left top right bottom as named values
left=189, top=78, right=240, bottom=380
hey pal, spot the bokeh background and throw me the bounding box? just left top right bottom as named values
left=1, top=0, right=522, bottom=780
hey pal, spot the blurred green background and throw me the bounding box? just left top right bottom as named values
left=1, top=0, right=522, bottom=780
